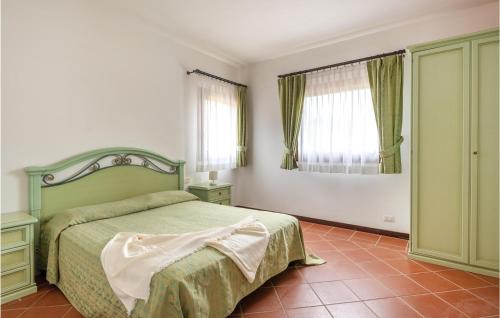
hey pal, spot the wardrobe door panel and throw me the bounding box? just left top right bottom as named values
left=470, top=36, right=499, bottom=270
left=411, top=42, right=470, bottom=263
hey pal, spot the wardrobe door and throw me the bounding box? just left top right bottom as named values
left=470, top=36, right=499, bottom=270
left=411, top=42, right=470, bottom=263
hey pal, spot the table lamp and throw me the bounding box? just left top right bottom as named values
left=208, top=171, right=218, bottom=185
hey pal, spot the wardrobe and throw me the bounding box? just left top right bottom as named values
left=410, top=29, right=499, bottom=276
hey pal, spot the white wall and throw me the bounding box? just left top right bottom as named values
left=1, top=0, right=241, bottom=213
left=234, top=2, right=499, bottom=233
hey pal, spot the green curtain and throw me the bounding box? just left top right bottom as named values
left=278, top=74, right=306, bottom=169
left=236, top=86, right=248, bottom=167
left=367, top=55, right=404, bottom=174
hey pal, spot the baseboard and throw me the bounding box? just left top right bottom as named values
left=236, top=205, right=409, bottom=240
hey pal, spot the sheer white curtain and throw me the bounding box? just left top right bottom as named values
left=298, top=62, right=380, bottom=174
left=196, top=76, right=238, bottom=172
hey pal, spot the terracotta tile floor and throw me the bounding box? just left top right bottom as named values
left=2, top=220, right=499, bottom=318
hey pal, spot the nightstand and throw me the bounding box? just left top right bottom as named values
left=188, top=183, right=232, bottom=205
left=1, top=212, right=37, bottom=304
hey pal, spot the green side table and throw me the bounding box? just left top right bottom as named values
left=188, top=182, right=232, bottom=206
left=1, top=212, right=38, bottom=304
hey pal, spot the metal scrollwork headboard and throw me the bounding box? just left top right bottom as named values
left=41, top=153, right=178, bottom=187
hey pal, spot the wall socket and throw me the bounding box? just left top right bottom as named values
left=383, top=215, right=395, bottom=223
left=184, top=177, right=191, bottom=185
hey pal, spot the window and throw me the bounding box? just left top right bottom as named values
left=298, top=62, right=380, bottom=174
left=196, top=78, right=238, bottom=172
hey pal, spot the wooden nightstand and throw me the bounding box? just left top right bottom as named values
left=1, top=212, right=38, bottom=304
left=188, top=183, right=232, bottom=205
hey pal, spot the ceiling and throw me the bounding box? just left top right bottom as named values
left=116, top=0, right=495, bottom=65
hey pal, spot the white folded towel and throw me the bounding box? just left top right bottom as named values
left=100, top=216, right=270, bottom=314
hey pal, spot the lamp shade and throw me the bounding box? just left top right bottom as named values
left=208, top=171, right=218, bottom=185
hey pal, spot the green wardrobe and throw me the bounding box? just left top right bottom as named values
left=409, top=29, right=499, bottom=277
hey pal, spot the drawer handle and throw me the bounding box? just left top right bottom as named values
left=218, top=192, right=222, bottom=196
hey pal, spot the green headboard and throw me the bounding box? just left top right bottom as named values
left=25, top=147, right=185, bottom=261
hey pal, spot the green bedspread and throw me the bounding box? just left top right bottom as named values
left=41, top=191, right=312, bottom=318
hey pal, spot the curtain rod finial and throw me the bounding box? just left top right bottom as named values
left=186, top=68, right=248, bottom=88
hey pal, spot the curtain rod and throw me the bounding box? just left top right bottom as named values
left=277, top=49, right=406, bottom=78
left=186, top=69, right=247, bottom=88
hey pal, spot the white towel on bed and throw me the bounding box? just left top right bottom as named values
left=100, top=216, right=270, bottom=314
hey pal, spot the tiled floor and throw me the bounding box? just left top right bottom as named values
left=1, top=220, right=499, bottom=318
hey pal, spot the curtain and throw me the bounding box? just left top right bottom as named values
left=298, top=63, right=380, bottom=174
left=196, top=76, right=238, bottom=172
left=278, top=74, right=306, bottom=169
left=367, top=55, right=404, bottom=174
left=236, top=86, right=248, bottom=167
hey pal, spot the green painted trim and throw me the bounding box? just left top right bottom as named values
left=27, top=174, right=42, bottom=257
left=408, top=252, right=499, bottom=278
left=461, top=42, right=471, bottom=263
left=178, top=164, right=185, bottom=190
left=30, top=223, right=36, bottom=277
left=408, top=28, right=499, bottom=52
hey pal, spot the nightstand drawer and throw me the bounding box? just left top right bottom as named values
left=1, top=213, right=37, bottom=303
left=1, top=246, right=30, bottom=272
left=213, top=199, right=230, bottom=206
left=208, top=188, right=230, bottom=201
left=1, top=266, right=30, bottom=294
left=1, top=225, right=29, bottom=250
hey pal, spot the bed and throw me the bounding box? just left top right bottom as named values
left=25, top=148, right=313, bottom=318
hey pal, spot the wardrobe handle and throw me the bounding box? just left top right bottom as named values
left=473, top=151, right=478, bottom=155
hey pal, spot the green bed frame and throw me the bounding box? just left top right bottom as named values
left=25, top=147, right=185, bottom=269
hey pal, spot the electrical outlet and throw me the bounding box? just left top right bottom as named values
left=383, top=215, right=395, bottom=223
left=184, top=177, right=191, bottom=185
